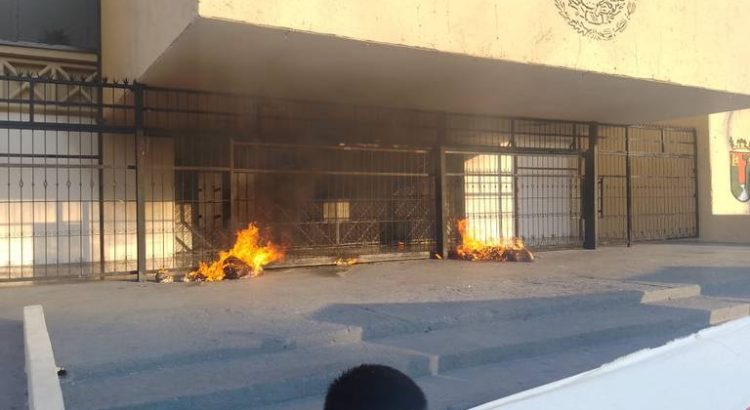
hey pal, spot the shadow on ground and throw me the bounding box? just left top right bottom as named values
left=43, top=261, right=750, bottom=410
left=307, top=277, right=740, bottom=409
left=0, top=318, right=26, bottom=410
left=96, top=291, right=715, bottom=410
left=634, top=266, right=750, bottom=299
left=310, top=290, right=705, bottom=338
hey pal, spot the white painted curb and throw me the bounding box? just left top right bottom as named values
left=24, top=305, right=65, bottom=410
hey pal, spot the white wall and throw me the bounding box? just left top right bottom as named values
left=0, top=114, right=100, bottom=270
left=664, top=115, right=750, bottom=244
left=0, top=125, right=177, bottom=275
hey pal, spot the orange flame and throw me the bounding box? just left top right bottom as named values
left=187, top=223, right=284, bottom=282
left=455, top=219, right=533, bottom=262
left=335, top=257, right=358, bottom=266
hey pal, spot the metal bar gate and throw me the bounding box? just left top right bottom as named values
left=0, top=74, right=698, bottom=282
left=598, top=124, right=698, bottom=245
left=440, top=117, right=589, bottom=251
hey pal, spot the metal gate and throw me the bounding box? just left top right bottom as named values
left=0, top=73, right=700, bottom=282
left=230, top=141, right=435, bottom=261
left=598, top=124, right=698, bottom=244
left=0, top=75, right=138, bottom=280
left=0, top=75, right=440, bottom=280
left=441, top=116, right=588, bottom=251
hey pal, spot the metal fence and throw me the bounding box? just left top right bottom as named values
left=598, top=124, right=698, bottom=244
left=0, top=74, right=698, bottom=281
left=442, top=117, right=589, bottom=250
left=0, top=75, right=138, bottom=280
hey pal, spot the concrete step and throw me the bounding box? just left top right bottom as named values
left=269, top=323, right=364, bottom=350
left=61, top=341, right=432, bottom=410
left=257, top=313, right=708, bottom=410
left=316, top=285, right=698, bottom=341
left=55, top=321, right=364, bottom=387
left=417, top=321, right=707, bottom=410
left=61, top=286, right=712, bottom=410
left=373, top=302, right=707, bottom=374
left=647, top=296, right=750, bottom=325
left=636, top=282, right=701, bottom=303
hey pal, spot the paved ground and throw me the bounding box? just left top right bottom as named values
left=1, top=242, right=749, bottom=409
left=0, top=315, right=24, bottom=410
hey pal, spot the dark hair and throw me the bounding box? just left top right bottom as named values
left=324, top=364, right=427, bottom=410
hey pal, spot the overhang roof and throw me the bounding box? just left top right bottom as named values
left=140, top=18, right=750, bottom=124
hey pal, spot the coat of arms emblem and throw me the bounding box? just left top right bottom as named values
left=555, top=0, right=637, bottom=40
left=730, top=137, right=750, bottom=202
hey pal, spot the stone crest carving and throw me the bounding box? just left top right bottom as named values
left=555, top=0, right=637, bottom=40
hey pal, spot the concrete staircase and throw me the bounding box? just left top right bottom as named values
left=637, top=282, right=750, bottom=325
left=61, top=284, right=750, bottom=410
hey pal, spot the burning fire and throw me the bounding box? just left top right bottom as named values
left=186, top=223, right=284, bottom=282
left=455, top=219, right=534, bottom=262
left=335, top=257, right=358, bottom=266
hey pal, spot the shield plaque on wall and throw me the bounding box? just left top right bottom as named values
left=730, top=137, right=750, bottom=202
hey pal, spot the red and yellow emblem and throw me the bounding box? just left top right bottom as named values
left=730, top=138, right=750, bottom=202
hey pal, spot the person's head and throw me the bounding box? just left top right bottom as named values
left=324, top=364, right=427, bottom=410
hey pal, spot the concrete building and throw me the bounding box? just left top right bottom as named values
left=1, top=0, right=750, bottom=281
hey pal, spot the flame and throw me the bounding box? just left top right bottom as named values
left=335, top=257, right=358, bottom=266
left=455, top=219, right=533, bottom=262
left=186, top=223, right=284, bottom=282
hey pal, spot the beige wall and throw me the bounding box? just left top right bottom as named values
left=199, top=0, right=750, bottom=96
left=101, top=1, right=750, bottom=122
left=665, top=116, right=750, bottom=244
left=103, top=1, right=750, bottom=97
left=101, top=0, right=197, bottom=80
